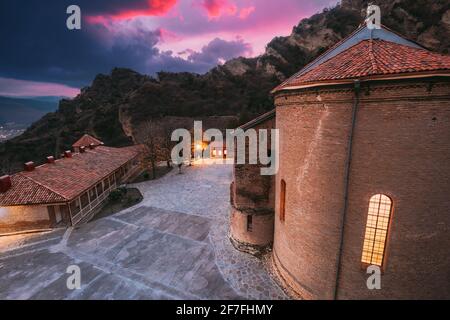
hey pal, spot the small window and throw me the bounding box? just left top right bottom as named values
left=89, top=187, right=97, bottom=200
left=47, top=206, right=55, bottom=221
left=80, top=192, right=89, bottom=208
left=96, top=183, right=103, bottom=195
left=55, top=207, right=62, bottom=223
left=247, top=215, right=253, bottom=232
left=70, top=199, right=81, bottom=214
left=361, top=194, right=393, bottom=267
left=280, top=179, right=286, bottom=222
left=104, top=178, right=110, bottom=190
left=212, top=150, right=217, bottom=156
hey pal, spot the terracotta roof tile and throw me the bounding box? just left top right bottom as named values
left=72, top=134, right=103, bottom=148
left=0, top=145, right=145, bottom=206
left=0, top=174, right=66, bottom=206
left=275, top=39, right=450, bottom=91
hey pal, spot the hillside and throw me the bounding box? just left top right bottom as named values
left=1, top=0, right=449, bottom=174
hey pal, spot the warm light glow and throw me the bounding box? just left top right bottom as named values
left=361, top=194, right=393, bottom=267
left=212, top=150, right=217, bottom=156
left=196, top=143, right=202, bottom=151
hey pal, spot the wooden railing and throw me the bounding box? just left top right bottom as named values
left=71, top=182, right=117, bottom=226
left=70, top=163, right=142, bottom=226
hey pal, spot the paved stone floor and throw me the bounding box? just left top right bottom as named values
left=0, top=161, right=287, bottom=300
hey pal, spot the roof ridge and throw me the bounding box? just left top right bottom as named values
left=288, top=39, right=371, bottom=80
left=72, top=133, right=103, bottom=147
left=273, top=25, right=367, bottom=92
left=368, top=39, right=379, bottom=74
left=17, top=173, right=68, bottom=201
left=271, top=23, right=432, bottom=93
left=272, top=28, right=380, bottom=94
left=273, top=38, right=450, bottom=92
left=294, top=25, right=367, bottom=78
left=239, top=109, right=275, bottom=130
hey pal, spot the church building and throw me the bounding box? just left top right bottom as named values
left=230, top=23, right=450, bottom=299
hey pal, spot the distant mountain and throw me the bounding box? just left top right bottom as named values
left=1, top=0, right=449, bottom=173
left=0, top=96, right=59, bottom=125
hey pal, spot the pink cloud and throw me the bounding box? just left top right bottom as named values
left=239, top=6, right=255, bottom=19
left=200, top=0, right=238, bottom=19
left=201, top=0, right=224, bottom=17
left=158, top=28, right=183, bottom=43
left=87, top=0, right=177, bottom=23
left=85, top=0, right=340, bottom=69
left=0, top=78, right=79, bottom=98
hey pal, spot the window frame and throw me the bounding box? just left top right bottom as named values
left=247, top=215, right=253, bottom=232
left=361, top=194, right=394, bottom=270
left=80, top=192, right=89, bottom=208
left=89, top=187, right=97, bottom=200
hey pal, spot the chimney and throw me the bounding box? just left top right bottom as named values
left=64, top=150, right=72, bottom=158
left=80, top=146, right=86, bottom=153
left=89, top=143, right=96, bottom=150
left=0, top=175, right=12, bottom=193
left=47, top=156, right=55, bottom=164
left=24, top=161, right=35, bottom=171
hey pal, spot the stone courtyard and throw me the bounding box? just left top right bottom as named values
left=0, top=162, right=287, bottom=300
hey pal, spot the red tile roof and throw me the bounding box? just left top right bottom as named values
left=72, top=134, right=103, bottom=148
left=0, top=145, right=145, bottom=206
left=0, top=174, right=67, bottom=206
left=274, top=39, right=450, bottom=92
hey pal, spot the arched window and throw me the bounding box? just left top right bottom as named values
left=247, top=215, right=253, bottom=232
left=361, top=194, right=393, bottom=267
left=280, top=179, right=286, bottom=222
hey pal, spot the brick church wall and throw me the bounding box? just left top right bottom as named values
left=272, top=79, right=450, bottom=299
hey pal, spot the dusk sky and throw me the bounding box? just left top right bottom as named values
left=0, top=0, right=338, bottom=98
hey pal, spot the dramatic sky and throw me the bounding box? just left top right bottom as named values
left=0, top=0, right=338, bottom=97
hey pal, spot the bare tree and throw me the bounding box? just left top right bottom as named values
left=141, top=120, right=158, bottom=179
left=161, top=122, right=175, bottom=168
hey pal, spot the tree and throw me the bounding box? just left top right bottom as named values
left=161, top=122, right=176, bottom=168
left=141, top=120, right=158, bottom=179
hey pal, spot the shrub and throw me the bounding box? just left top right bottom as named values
left=109, top=188, right=126, bottom=202
left=125, top=195, right=137, bottom=205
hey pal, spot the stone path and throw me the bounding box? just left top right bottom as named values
left=0, top=161, right=287, bottom=300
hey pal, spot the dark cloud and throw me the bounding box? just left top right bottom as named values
left=186, top=37, right=252, bottom=70
left=82, top=0, right=156, bottom=15
left=0, top=0, right=230, bottom=88
left=0, top=0, right=158, bottom=87
left=84, top=0, right=178, bottom=19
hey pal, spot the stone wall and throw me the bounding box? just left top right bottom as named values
left=230, top=116, right=276, bottom=254
left=272, top=78, right=450, bottom=299
left=0, top=205, right=52, bottom=234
